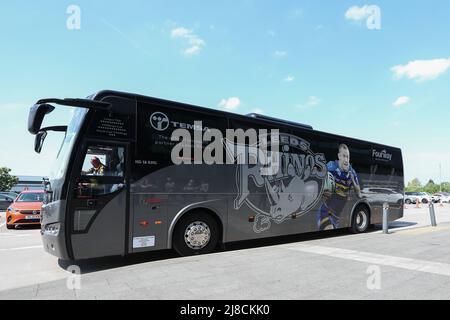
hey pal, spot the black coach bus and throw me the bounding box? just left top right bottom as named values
left=28, top=90, right=404, bottom=260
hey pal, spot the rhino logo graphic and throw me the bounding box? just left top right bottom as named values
left=265, top=170, right=319, bottom=222
left=234, top=133, right=327, bottom=233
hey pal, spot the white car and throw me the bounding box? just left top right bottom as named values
left=435, top=193, right=450, bottom=203
left=431, top=194, right=441, bottom=203
left=404, top=192, right=432, bottom=204
left=361, top=188, right=403, bottom=205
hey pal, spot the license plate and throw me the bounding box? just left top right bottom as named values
left=25, top=215, right=40, bottom=220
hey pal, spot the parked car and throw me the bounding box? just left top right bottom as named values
left=361, top=187, right=404, bottom=205
left=0, top=191, right=18, bottom=199
left=404, top=192, right=432, bottom=204
left=0, top=194, right=16, bottom=211
left=435, top=192, right=450, bottom=203
left=429, top=193, right=441, bottom=203
left=5, top=190, right=44, bottom=229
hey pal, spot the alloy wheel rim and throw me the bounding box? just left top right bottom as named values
left=356, top=211, right=368, bottom=230
left=184, top=221, right=211, bottom=250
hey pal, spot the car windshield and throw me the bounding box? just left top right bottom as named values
left=50, top=107, right=88, bottom=180
left=16, top=193, right=44, bottom=202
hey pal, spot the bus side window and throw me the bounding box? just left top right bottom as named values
left=76, top=145, right=125, bottom=197
left=80, top=146, right=125, bottom=177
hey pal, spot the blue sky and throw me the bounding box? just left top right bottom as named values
left=0, top=0, right=449, bottom=184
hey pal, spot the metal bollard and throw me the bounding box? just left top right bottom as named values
left=382, top=202, right=389, bottom=234
left=429, top=202, right=437, bottom=227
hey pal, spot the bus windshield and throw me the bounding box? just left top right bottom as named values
left=50, top=107, right=88, bottom=180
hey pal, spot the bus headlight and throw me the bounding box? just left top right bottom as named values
left=44, top=223, right=61, bottom=236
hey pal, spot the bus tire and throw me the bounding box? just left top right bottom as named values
left=350, top=205, right=370, bottom=234
left=172, top=211, right=220, bottom=256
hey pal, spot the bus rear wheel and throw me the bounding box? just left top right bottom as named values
left=173, top=212, right=220, bottom=256
left=350, top=206, right=370, bottom=234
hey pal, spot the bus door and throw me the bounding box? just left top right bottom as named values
left=68, top=141, right=129, bottom=260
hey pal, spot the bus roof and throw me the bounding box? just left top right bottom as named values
left=89, top=90, right=401, bottom=152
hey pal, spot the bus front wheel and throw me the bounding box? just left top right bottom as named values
left=350, top=206, right=370, bottom=234
left=172, top=212, right=220, bottom=256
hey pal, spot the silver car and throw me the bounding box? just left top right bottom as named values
left=0, top=194, right=16, bottom=211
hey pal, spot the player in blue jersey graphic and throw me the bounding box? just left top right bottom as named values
left=318, top=144, right=362, bottom=230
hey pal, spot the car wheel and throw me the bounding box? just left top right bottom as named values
left=422, top=198, right=428, bottom=204
left=350, top=206, right=370, bottom=234
left=405, top=199, right=411, bottom=205
left=173, top=211, right=220, bottom=256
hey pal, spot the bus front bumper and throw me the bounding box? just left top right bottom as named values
left=40, top=200, right=71, bottom=260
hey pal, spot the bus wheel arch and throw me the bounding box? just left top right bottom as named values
left=171, top=208, right=224, bottom=256
left=350, top=203, right=371, bottom=234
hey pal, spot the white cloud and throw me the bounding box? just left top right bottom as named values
left=171, top=27, right=205, bottom=56
left=393, top=96, right=411, bottom=107
left=171, top=27, right=190, bottom=38
left=391, top=58, right=450, bottom=82
left=219, top=97, right=241, bottom=111
left=283, top=75, right=295, bottom=82
left=297, top=96, right=321, bottom=109
left=345, top=5, right=371, bottom=21
left=289, top=9, right=303, bottom=19
left=305, top=96, right=320, bottom=107
left=274, top=51, right=287, bottom=58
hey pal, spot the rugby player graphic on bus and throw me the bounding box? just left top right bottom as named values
left=317, top=144, right=362, bottom=230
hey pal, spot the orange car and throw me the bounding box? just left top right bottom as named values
left=6, top=190, right=44, bottom=229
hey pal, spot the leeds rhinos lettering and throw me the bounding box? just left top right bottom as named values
left=234, top=133, right=327, bottom=233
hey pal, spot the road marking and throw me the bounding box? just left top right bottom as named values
left=0, top=245, right=43, bottom=252
left=285, top=244, right=450, bottom=277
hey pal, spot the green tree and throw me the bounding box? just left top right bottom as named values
left=405, top=178, right=422, bottom=192
left=442, top=182, right=450, bottom=193
left=0, top=167, right=19, bottom=192
left=424, top=179, right=439, bottom=194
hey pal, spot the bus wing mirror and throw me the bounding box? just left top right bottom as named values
left=34, top=130, right=48, bottom=154
left=28, top=103, right=55, bottom=135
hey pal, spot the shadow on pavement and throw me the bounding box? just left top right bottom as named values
left=386, top=221, right=418, bottom=229
left=57, top=227, right=370, bottom=275
left=58, top=249, right=179, bottom=275
left=9, top=225, right=41, bottom=230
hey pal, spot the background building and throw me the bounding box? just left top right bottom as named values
left=11, top=176, right=46, bottom=193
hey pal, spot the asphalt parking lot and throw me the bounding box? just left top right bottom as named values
left=1, top=204, right=450, bottom=300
